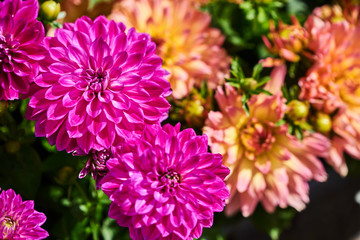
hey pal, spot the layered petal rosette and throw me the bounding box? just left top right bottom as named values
left=204, top=75, right=327, bottom=216
left=299, top=6, right=360, bottom=176
left=26, top=16, right=171, bottom=154
left=109, top=0, right=230, bottom=99
left=0, top=0, right=46, bottom=100
left=101, top=123, right=230, bottom=240
left=0, top=188, right=48, bottom=239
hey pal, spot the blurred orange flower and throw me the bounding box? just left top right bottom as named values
left=299, top=5, right=360, bottom=176
left=108, top=0, right=230, bottom=99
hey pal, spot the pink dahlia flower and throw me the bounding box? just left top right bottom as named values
left=0, top=0, right=46, bottom=100
left=0, top=188, right=48, bottom=239
left=204, top=68, right=327, bottom=217
left=101, top=123, right=230, bottom=240
left=299, top=6, right=360, bottom=176
left=108, top=0, right=230, bottom=99
left=26, top=16, right=171, bottom=154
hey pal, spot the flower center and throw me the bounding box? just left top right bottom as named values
left=151, top=36, right=174, bottom=66
left=2, top=216, right=16, bottom=238
left=241, top=122, right=275, bottom=160
left=337, top=70, right=360, bottom=114
left=160, top=170, right=180, bottom=189
left=84, top=67, right=109, bottom=93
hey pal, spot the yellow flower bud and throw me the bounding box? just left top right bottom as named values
left=40, top=1, right=61, bottom=21
left=286, top=100, right=309, bottom=122
left=243, top=78, right=258, bottom=91
left=313, top=113, right=332, bottom=134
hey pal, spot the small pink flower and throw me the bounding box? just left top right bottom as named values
left=204, top=68, right=327, bottom=217
left=0, top=0, right=46, bottom=100
left=26, top=16, right=171, bottom=154
left=108, top=0, right=230, bottom=99
left=101, top=123, right=230, bottom=240
left=0, top=188, right=48, bottom=240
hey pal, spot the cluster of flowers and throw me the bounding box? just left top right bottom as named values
left=1, top=0, right=230, bottom=239
left=2, top=0, right=360, bottom=238
left=262, top=1, right=360, bottom=177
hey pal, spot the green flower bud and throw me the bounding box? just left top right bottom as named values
left=242, top=78, right=258, bottom=91
left=40, top=1, right=61, bottom=21
left=286, top=100, right=309, bottom=122
left=313, top=113, right=332, bottom=134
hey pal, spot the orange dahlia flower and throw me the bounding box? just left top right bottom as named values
left=204, top=66, right=327, bottom=216
left=299, top=5, right=360, bottom=176
left=108, top=0, right=230, bottom=99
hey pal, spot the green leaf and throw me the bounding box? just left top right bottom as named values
left=260, top=89, right=273, bottom=96
left=281, top=85, right=290, bottom=101
left=294, top=126, right=303, bottom=140
left=227, top=82, right=241, bottom=88
left=200, top=80, right=208, bottom=98
left=275, top=119, right=286, bottom=126
left=252, top=63, right=263, bottom=80
left=231, top=58, right=244, bottom=79
left=257, top=76, right=271, bottom=87
left=298, top=121, right=313, bottom=131
left=241, top=95, right=250, bottom=115
left=257, top=6, right=267, bottom=23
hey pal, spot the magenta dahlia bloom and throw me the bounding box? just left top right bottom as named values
left=26, top=15, right=171, bottom=153
left=101, top=123, right=230, bottom=240
left=0, top=0, right=46, bottom=100
left=0, top=188, right=48, bottom=239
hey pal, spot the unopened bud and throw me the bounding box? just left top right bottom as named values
left=40, top=1, right=61, bottom=21
left=313, top=113, right=332, bottom=134
left=243, top=78, right=258, bottom=91
left=286, top=100, right=309, bottom=122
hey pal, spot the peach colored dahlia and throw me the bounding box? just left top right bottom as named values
left=299, top=6, right=360, bottom=176
left=108, top=0, right=230, bottom=99
left=204, top=69, right=327, bottom=216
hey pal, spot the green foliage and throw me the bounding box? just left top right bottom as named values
left=250, top=206, right=297, bottom=240
left=226, top=58, right=272, bottom=114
